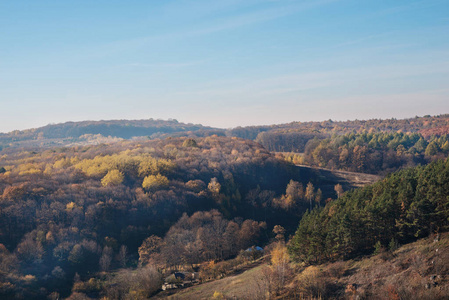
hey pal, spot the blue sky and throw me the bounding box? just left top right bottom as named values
left=1, top=0, right=448, bottom=132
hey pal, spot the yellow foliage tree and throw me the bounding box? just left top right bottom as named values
left=270, top=242, right=290, bottom=294
left=101, top=169, right=124, bottom=187
left=75, top=156, right=111, bottom=177
left=138, top=157, right=175, bottom=178
left=53, top=157, right=72, bottom=169
left=138, top=157, right=158, bottom=177
left=208, top=177, right=221, bottom=194
left=75, top=153, right=138, bottom=177
left=142, top=174, right=169, bottom=191
left=17, top=163, right=43, bottom=176
left=66, top=201, right=77, bottom=211
left=271, top=242, right=289, bottom=269
left=43, top=164, right=53, bottom=175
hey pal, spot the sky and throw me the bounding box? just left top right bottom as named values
left=1, top=0, right=448, bottom=132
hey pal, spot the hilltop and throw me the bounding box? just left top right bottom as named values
left=2, top=114, right=449, bottom=153
left=229, top=114, right=449, bottom=145
left=0, top=119, right=224, bottom=149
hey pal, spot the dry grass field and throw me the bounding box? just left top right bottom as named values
left=152, top=233, right=449, bottom=299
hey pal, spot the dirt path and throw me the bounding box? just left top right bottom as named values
left=294, top=164, right=382, bottom=199
left=296, top=164, right=382, bottom=187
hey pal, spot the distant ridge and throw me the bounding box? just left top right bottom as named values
left=1, top=114, right=448, bottom=150
left=228, top=114, right=449, bottom=152
left=0, top=119, right=225, bottom=149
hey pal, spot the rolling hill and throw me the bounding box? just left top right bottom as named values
left=0, top=119, right=224, bottom=149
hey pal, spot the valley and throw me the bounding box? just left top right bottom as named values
left=0, top=115, right=448, bottom=299
left=3, top=1, right=448, bottom=298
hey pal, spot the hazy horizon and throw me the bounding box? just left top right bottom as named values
left=2, top=112, right=449, bottom=135
left=1, top=0, right=448, bottom=132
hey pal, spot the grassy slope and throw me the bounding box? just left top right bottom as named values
left=328, top=233, right=449, bottom=299
left=154, top=234, right=449, bottom=299
left=153, top=263, right=266, bottom=300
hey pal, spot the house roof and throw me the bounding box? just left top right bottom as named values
left=245, top=246, right=263, bottom=252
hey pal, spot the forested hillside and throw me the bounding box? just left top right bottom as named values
left=0, top=136, right=331, bottom=299
left=296, top=132, right=449, bottom=175
left=156, top=158, right=449, bottom=300
left=289, top=157, right=449, bottom=264
left=229, top=115, right=449, bottom=175
left=3, top=115, right=449, bottom=176
left=228, top=114, right=449, bottom=144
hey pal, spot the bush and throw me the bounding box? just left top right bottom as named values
left=374, top=241, right=385, bottom=255
left=294, top=266, right=343, bottom=299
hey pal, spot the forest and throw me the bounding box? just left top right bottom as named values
left=252, top=116, right=449, bottom=175
left=292, top=132, right=449, bottom=174
left=229, top=114, right=449, bottom=144
left=1, top=115, right=449, bottom=299
left=0, top=136, right=327, bottom=299
left=289, top=157, right=449, bottom=263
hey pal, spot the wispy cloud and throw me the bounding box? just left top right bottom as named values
left=83, top=0, right=340, bottom=59
left=123, top=59, right=208, bottom=68
left=180, top=0, right=340, bottom=37
left=328, top=32, right=399, bottom=49
left=169, top=60, right=449, bottom=102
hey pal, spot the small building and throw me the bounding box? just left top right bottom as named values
left=162, top=272, right=200, bottom=291
left=246, top=246, right=264, bottom=252
left=243, top=246, right=264, bottom=260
